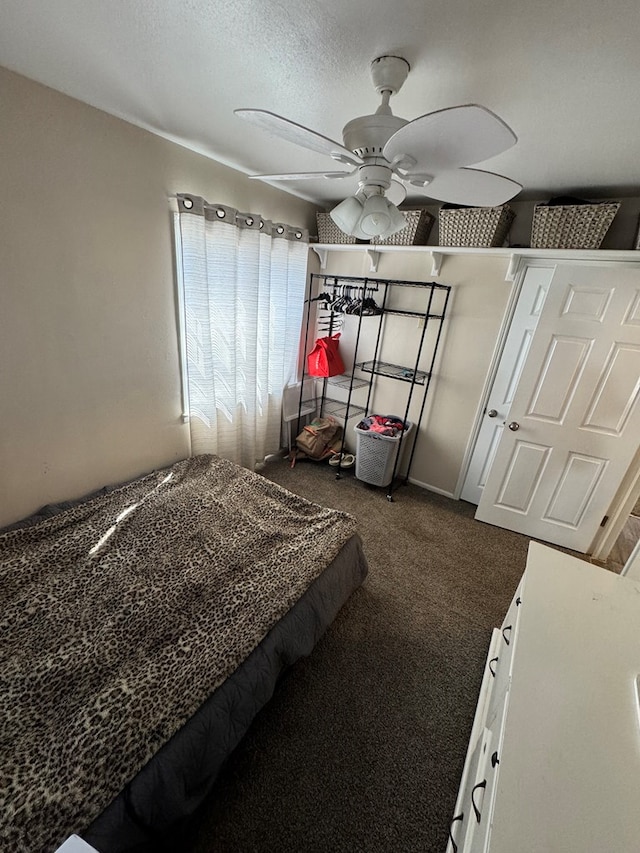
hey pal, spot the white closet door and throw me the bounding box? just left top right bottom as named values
left=461, top=265, right=553, bottom=504
left=476, top=264, right=640, bottom=552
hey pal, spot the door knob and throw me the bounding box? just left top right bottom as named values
left=508, top=421, right=520, bottom=431
left=487, top=409, right=498, bottom=418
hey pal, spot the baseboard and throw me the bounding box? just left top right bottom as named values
left=406, top=477, right=456, bottom=499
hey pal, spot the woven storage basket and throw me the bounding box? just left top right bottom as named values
left=316, top=212, right=357, bottom=244
left=438, top=205, right=515, bottom=247
left=375, top=209, right=434, bottom=245
left=531, top=202, right=620, bottom=249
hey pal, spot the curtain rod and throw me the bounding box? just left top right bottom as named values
left=168, top=196, right=307, bottom=240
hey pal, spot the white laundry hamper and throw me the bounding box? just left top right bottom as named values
left=354, top=417, right=414, bottom=487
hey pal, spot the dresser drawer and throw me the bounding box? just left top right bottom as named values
left=447, top=631, right=509, bottom=853
left=448, top=723, right=501, bottom=853
left=457, top=687, right=509, bottom=853
left=485, top=582, right=522, bottom=722
left=501, top=579, right=523, bottom=643
left=446, top=731, right=484, bottom=853
left=479, top=687, right=509, bottom=848
left=448, top=584, right=523, bottom=853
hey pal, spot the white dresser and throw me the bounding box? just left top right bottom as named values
left=447, top=541, right=640, bottom=853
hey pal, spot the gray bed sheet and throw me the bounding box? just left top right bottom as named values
left=81, top=532, right=368, bottom=853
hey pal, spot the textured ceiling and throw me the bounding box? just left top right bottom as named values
left=2, top=0, right=640, bottom=207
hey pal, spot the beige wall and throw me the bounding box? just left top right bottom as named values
left=0, top=67, right=316, bottom=527
left=310, top=250, right=512, bottom=496
left=0, top=65, right=513, bottom=526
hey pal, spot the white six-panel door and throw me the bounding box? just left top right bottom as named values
left=461, top=265, right=554, bottom=504
left=476, top=264, right=640, bottom=552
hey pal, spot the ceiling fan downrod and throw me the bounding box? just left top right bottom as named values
left=340, top=56, right=412, bottom=162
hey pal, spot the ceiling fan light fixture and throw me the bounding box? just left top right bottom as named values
left=357, top=194, right=406, bottom=239
left=357, top=194, right=393, bottom=237
left=329, top=195, right=363, bottom=235
left=380, top=202, right=407, bottom=238
left=330, top=191, right=407, bottom=240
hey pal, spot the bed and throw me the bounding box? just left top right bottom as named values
left=0, top=454, right=368, bottom=853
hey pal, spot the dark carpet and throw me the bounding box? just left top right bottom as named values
left=187, top=458, right=532, bottom=853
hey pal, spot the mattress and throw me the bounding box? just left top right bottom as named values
left=0, top=455, right=368, bottom=852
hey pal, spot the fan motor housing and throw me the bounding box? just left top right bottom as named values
left=342, top=114, right=408, bottom=159
left=356, top=163, right=394, bottom=192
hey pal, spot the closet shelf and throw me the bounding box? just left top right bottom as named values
left=321, top=398, right=366, bottom=420
left=311, top=244, right=640, bottom=281
left=326, top=374, right=370, bottom=390
left=356, top=360, right=429, bottom=385
left=384, top=308, right=445, bottom=319
left=300, top=373, right=369, bottom=390
left=295, top=395, right=366, bottom=421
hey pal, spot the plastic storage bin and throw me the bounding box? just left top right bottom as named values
left=354, top=417, right=414, bottom=487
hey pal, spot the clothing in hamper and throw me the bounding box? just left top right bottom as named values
left=355, top=415, right=407, bottom=437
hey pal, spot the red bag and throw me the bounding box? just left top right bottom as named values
left=307, top=334, right=345, bottom=377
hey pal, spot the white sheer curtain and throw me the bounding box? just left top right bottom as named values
left=176, top=195, right=309, bottom=468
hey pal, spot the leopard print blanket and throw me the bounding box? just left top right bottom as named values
left=0, top=454, right=357, bottom=852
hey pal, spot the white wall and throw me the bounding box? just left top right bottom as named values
left=0, top=66, right=317, bottom=528
left=309, top=250, right=512, bottom=496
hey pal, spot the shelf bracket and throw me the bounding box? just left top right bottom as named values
left=311, top=247, right=329, bottom=269
left=366, top=249, right=380, bottom=272
left=505, top=253, right=520, bottom=281
left=431, top=251, right=443, bottom=277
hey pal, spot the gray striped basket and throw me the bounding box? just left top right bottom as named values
left=374, top=209, right=434, bottom=245
left=317, top=208, right=434, bottom=245
left=531, top=202, right=620, bottom=249
left=316, top=212, right=357, bottom=244
left=438, top=205, right=515, bottom=247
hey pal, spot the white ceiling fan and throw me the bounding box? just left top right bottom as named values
left=235, top=55, right=522, bottom=240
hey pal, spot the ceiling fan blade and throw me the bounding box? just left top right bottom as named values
left=415, top=168, right=522, bottom=207
left=248, top=170, right=355, bottom=181
left=235, top=109, right=362, bottom=165
left=384, top=105, right=517, bottom=173
left=386, top=180, right=407, bottom=206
